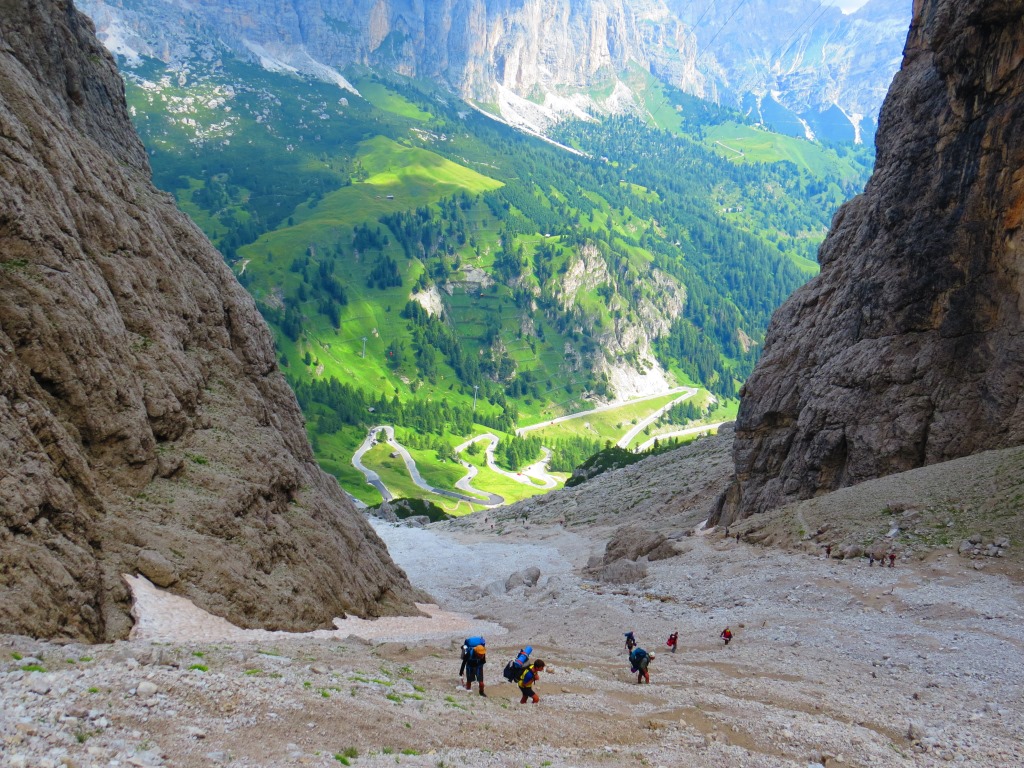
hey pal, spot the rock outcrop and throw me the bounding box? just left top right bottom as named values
left=714, top=0, right=1024, bottom=524
left=0, top=0, right=420, bottom=642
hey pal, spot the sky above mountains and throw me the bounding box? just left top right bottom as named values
left=824, top=0, right=871, bottom=10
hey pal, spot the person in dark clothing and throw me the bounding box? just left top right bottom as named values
left=624, top=631, right=637, bottom=652
left=464, top=644, right=487, bottom=696
left=518, top=659, right=545, bottom=703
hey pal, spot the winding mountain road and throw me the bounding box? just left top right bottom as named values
left=454, top=434, right=559, bottom=492
left=633, top=421, right=728, bottom=453
left=517, top=386, right=696, bottom=436
left=615, top=387, right=700, bottom=448
left=352, top=426, right=504, bottom=506
left=350, top=388, right=709, bottom=507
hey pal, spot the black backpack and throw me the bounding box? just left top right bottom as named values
left=502, top=647, right=531, bottom=681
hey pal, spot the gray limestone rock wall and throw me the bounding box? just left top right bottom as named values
left=0, top=0, right=420, bottom=642
left=714, top=0, right=1024, bottom=524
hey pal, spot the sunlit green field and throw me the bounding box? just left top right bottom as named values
left=705, top=122, right=865, bottom=180
left=523, top=391, right=695, bottom=443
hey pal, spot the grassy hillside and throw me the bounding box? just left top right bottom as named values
left=120, top=53, right=871, bottom=507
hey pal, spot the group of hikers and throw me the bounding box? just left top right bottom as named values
left=458, top=637, right=544, bottom=703
left=460, top=626, right=736, bottom=701
left=624, top=628, right=731, bottom=683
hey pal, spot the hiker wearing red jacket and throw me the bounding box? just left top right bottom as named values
left=720, top=627, right=733, bottom=646
left=666, top=632, right=678, bottom=653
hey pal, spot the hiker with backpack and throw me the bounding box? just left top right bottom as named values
left=459, top=636, right=487, bottom=696
left=624, top=631, right=637, bottom=652
left=720, top=627, right=733, bottom=646
left=629, top=647, right=653, bottom=684
left=517, top=659, right=545, bottom=703
left=503, top=646, right=533, bottom=683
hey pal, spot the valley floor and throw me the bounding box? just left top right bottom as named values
left=3, top=516, right=1023, bottom=767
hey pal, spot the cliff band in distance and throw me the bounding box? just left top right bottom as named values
left=0, top=0, right=420, bottom=642
left=715, top=0, right=1024, bottom=524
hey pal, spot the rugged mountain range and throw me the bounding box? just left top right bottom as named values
left=75, top=0, right=909, bottom=141
left=671, top=0, right=912, bottom=142
left=0, top=0, right=421, bottom=642
left=714, top=0, right=1024, bottom=523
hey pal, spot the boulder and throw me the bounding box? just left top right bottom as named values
left=484, top=579, right=507, bottom=597
left=598, top=558, right=648, bottom=584
left=603, top=526, right=677, bottom=563
left=841, top=545, right=864, bottom=560
left=136, top=550, right=178, bottom=588
left=369, top=506, right=399, bottom=523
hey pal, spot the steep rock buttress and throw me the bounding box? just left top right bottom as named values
left=0, top=0, right=420, bottom=641
left=715, top=0, right=1024, bottom=523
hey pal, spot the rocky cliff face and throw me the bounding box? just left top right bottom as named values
left=76, top=0, right=681, bottom=97
left=0, top=0, right=421, bottom=642
left=714, top=0, right=1024, bottom=524
left=74, top=0, right=904, bottom=141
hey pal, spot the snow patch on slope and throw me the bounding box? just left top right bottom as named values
left=471, top=89, right=590, bottom=157
left=242, top=39, right=361, bottom=96
left=92, top=17, right=143, bottom=66
left=796, top=115, right=816, bottom=141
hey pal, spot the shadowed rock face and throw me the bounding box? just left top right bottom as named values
left=714, top=0, right=1024, bottom=524
left=0, top=0, right=420, bottom=642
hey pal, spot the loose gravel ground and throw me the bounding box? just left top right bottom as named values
left=4, top=512, right=1023, bottom=768
left=4, top=432, right=1023, bottom=768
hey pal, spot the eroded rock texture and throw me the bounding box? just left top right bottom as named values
left=0, top=0, right=419, bottom=641
left=715, top=0, right=1024, bottom=524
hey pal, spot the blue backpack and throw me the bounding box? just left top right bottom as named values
left=502, top=646, right=532, bottom=681
left=629, top=647, right=648, bottom=671
left=461, top=636, right=486, bottom=662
